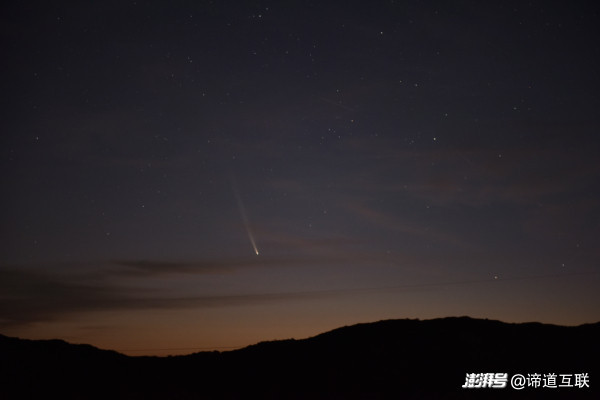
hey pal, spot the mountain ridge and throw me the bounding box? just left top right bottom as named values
left=1, top=316, right=598, bottom=399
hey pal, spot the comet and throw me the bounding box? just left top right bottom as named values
left=231, top=175, right=259, bottom=255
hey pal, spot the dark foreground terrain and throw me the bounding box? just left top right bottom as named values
left=1, top=317, right=598, bottom=399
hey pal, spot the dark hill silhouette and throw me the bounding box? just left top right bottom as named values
left=1, top=317, right=598, bottom=399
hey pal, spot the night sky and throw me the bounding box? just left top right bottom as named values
left=2, top=0, right=599, bottom=355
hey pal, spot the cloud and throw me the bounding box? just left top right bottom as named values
left=342, top=200, right=475, bottom=250
left=0, top=264, right=337, bottom=329
left=1, top=251, right=382, bottom=329
left=338, top=134, right=599, bottom=209
left=0, top=245, right=445, bottom=329
left=108, top=253, right=359, bottom=277
left=0, top=268, right=131, bottom=328
left=109, top=259, right=255, bottom=277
